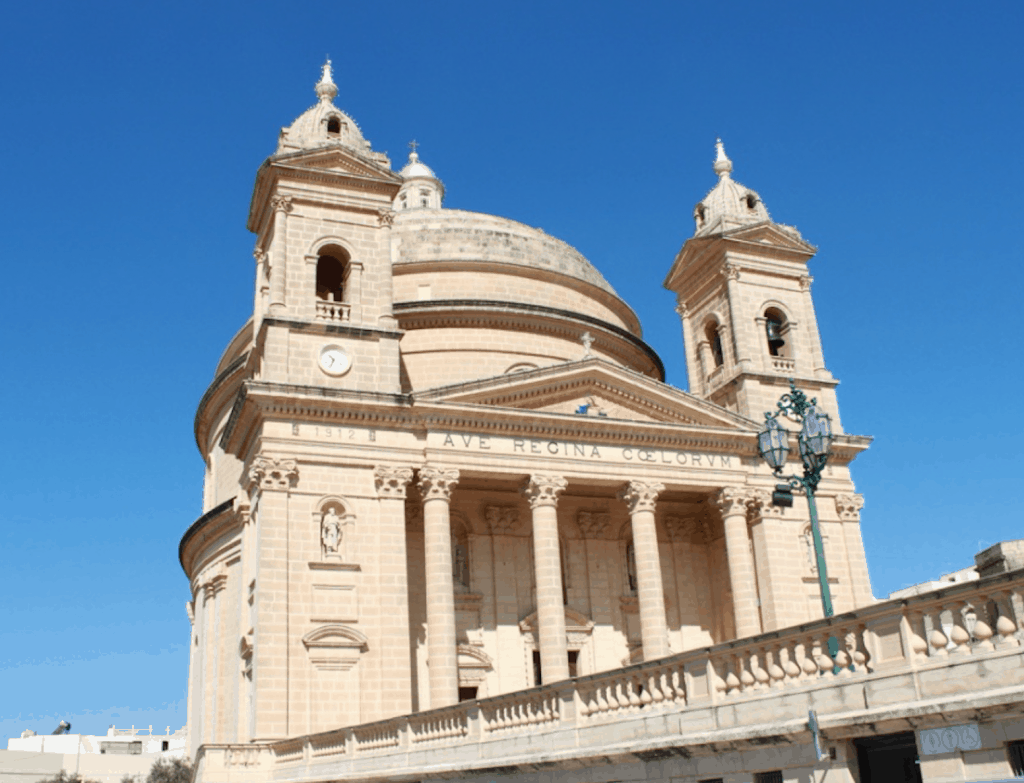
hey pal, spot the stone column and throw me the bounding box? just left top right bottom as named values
left=417, top=466, right=460, bottom=708
left=374, top=467, right=415, bottom=716
left=716, top=487, right=761, bottom=638
left=269, top=195, right=292, bottom=315
left=523, top=475, right=569, bottom=684
left=619, top=481, right=670, bottom=660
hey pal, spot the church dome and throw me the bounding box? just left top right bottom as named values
left=395, top=147, right=445, bottom=210
left=275, top=60, right=373, bottom=157
left=692, top=140, right=771, bottom=236
left=398, top=150, right=437, bottom=180
left=389, top=209, right=663, bottom=388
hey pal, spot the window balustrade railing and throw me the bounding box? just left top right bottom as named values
left=771, top=356, right=796, bottom=372
left=315, top=299, right=350, bottom=323
left=196, top=570, right=1023, bottom=779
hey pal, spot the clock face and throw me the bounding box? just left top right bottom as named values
left=318, top=345, right=352, bottom=377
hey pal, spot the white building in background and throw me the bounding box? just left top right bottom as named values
left=0, top=726, right=187, bottom=783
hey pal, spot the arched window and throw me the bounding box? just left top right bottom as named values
left=764, top=307, right=789, bottom=357
left=326, top=116, right=341, bottom=135
left=704, top=322, right=724, bottom=368
left=316, top=251, right=348, bottom=302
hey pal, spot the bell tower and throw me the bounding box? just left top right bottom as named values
left=664, top=141, right=844, bottom=430
left=247, top=60, right=405, bottom=394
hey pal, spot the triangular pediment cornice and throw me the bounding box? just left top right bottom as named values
left=414, top=359, right=757, bottom=430
left=664, top=222, right=817, bottom=291
left=247, top=148, right=402, bottom=233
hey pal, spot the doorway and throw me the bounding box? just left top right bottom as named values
left=854, top=732, right=922, bottom=783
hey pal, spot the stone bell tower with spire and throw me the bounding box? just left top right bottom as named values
left=247, top=59, right=405, bottom=395
left=664, top=140, right=844, bottom=431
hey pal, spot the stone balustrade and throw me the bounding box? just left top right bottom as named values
left=315, top=299, right=351, bottom=322
left=195, top=569, right=1024, bottom=783
left=771, top=356, right=796, bottom=372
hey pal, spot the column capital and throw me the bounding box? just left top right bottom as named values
left=485, top=506, right=520, bottom=536
left=270, top=194, right=293, bottom=213
left=375, top=466, right=414, bottom=499
left=747, top=488, right=784, bottom=519
left=377, top=207, right=396, bottom=227
left=248, top=455, right=298, bottom=491
left=674, top=295, right=689, bottom=317
left=715, top=486, right=754, bottom=517
left=418, top=466, right=459, bottom=501
left=253, top=247, right=267, bottom=264
left=619, top=480, right=665, bottom=514
left=523, top=474, right=567, bottom=509
left=835, top=493, right=865, bottom=521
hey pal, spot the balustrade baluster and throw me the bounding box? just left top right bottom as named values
left=928, top=606, right=950, bottom=657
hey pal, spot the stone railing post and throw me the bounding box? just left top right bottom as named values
left=524, top=474, right=570, bottom=683
left=269, top=195, right=292, bottom=314
left=619, top=480, right=670, bottom=660
left=418, top=466, right=461, bottom=708
left=716, top=486, right=762, bottom=638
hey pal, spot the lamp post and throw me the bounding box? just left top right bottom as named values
left=757, top=379, right=839, bottom=660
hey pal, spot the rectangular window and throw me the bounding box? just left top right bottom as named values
left=162, top=741, right=169, bottom=751
left=458, top=686, right=478, bottom=702
left=755, top=771, right=783, bottom=783
left=1009, top=740, right=1024, bottom=777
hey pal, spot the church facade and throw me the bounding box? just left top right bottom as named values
left=179, top=62, right=880, bottom=756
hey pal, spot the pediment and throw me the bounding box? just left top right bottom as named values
left=415, top=360, right=758, bottom=432
left=725, top=222, right=816, bottom=253
left=274, top=146, right=402, bottom=183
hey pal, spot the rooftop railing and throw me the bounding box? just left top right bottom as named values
left=195, top=568, right=1024, bottom=782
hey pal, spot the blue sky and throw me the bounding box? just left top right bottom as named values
left=1, top=1, right=1022, bottom=740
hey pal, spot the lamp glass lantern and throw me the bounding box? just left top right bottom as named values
left=757, top=417, right=790, bottom=472
left=797, top=406, right=834, bottom=473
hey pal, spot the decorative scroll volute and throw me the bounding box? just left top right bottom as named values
left=619, top=481, right=664, bottom=515
left=248, top=455, right=299, bottom=491
left=375, top=466, right=414, bottom=499
left=835, top=493, right=865, bottom=521
left=486, top=506, right=520, bottom=536
left=270, top=194, right=293, bottom=213
left=715, top=486, right=752, bottom=517
left=523, top=475, right=567, bottom=509
left=417, top=466, right=460, bottom=501
left=748, top=488, right=783, bottom=519
left=577, top=510, right=611, bottom=539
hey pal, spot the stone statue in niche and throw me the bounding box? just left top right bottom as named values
left=321, top=507, right=347, bottom=560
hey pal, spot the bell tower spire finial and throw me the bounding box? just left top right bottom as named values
left=713, top=138, right=733, bottom=178
left=315, top=57, right=338, bottom=103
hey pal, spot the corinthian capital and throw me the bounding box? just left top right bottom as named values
left=523, top=475, right=567, bottom=509
left=417, top=466, right=460, bottom=501
left=715, top=486, right=753, bottom=517
left=253, top=247, right=267, bottom=264
left=619, top=480, right=664, bottom=514
left=270, top=195, right=293, bottom=213
left=375, top=466, right=414, bottom=499
left=248, top=455, right=299, bottom=490
left=835, top=493, right=865, bottom=521
left=377, top=208, right=396, bottom=227
left=747, top=488, right=783, bottom=519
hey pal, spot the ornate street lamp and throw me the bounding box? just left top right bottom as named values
left=757, top=380, right=838, bottom=660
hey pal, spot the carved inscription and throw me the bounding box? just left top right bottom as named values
left=436, top=432, right=732, bottom=468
